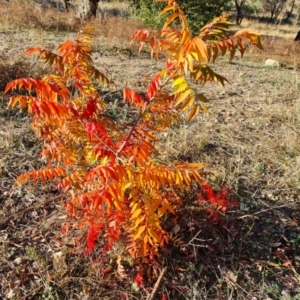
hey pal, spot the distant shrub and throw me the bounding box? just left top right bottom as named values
left=129, top=0, right=233, bottom=35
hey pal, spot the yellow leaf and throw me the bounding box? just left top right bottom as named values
left=172, top=82, right=188, bottom=94
left=100, top=156, right=109, bottom=165
left=177, top=49, right=185, bottom=65
left=130, top=202, right=139, bottom=213
left=143, top=234, right=149, bottom=251
left=108, top=186, right=116, bottom=198
left=179, top=29, right=190, bottom=46
left=132, top=216, right=145, bottom=229
left=187, top=163, right=203, bottom=169
left=181, top=95, right=194, bottom=112
left=167, top=171, right=175, bottom=184
left=162, top=200, right=175, bottom=214
left=186, top=53, right=194, bottom=71
left=175, top=89, right=192, bottom=106
left=172, top=77, right=185, bottom=87
left=195, top=38, right=208, bottom=63
left=183, top=169, right=191, bottom=186
left=184, top=58, right=189, bottom=74
left=158, top=205, right=166, bottom=218
left=186, top=104, right=200, bottom=121
left=114, top=200, right=123, bottom=211
left=8, top=96, right=19, bottom=108
left=147, top=228, right=159, bottom=244
left=159, top=4, right=174, bottom=16
left=195, top=93, right=209, bottom=103
left=200, top=103, right=209, bottom=113
left=131, top=208, right=142, bottom=220
left=133, top=225, right=146, bottom=240
left=192, top=170, right=202, bottom=185
left=163, top=12, right=179, bottom=28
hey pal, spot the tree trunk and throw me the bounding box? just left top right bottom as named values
left=63, top=0, right=71, bottom=12
left=294, top=30, right=300, bottom=41
left=235, top=0, right=246, bottom=25
left=235, top=5, right=243, bottom=25
left=284, top=0, right=296, bottom=22
left=76, top=0, right=100, bottom=21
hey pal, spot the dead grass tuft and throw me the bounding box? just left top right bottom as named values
left=241, top=36, right=300, bottom=68
left=0, top=0, right=79, bottom=31
left=0, top=59, right=43, bottom=92
left=90, top=17, right=145, bottom=45
left=241, top=18, right=299, bottom=40
left=236, top=20, right=300, bottom=68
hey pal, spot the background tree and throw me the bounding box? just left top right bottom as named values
left=234, top=0, right=247, bottom=24
left=129, top=0, right=232, bottom=35
left=262, top=0, right=287, bottom=22
left=284, top=0, right=296, bottom=22
left=63, top=0, right=100, bottom=20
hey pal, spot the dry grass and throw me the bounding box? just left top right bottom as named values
left=0, top=0, right=79, bottom=31
left=91, top=17, right=144, bottom=46
left=240, top=18, right=299, bottom=40
left=0, top=2, right=300, bottom=299
left=229, top=19, right=300, bottom=68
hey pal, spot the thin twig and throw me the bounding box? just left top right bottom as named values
left=0, top=195, right=62, bottom=227
left=146, top=267, right=167, bottom=300
left=116, top=102, right=149, bottom=155
left=116, top=71, right=176, bottom=156
left=237, top=204, right=292, bottom=219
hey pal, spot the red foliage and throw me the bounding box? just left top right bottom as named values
left=197, top=183, right=238, bottom=223
left=134, top=271, right=145, bottom=287
left=86, top=223, right=103, bottom=253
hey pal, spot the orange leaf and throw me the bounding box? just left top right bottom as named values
left=186, top=104, right=200, bottom=121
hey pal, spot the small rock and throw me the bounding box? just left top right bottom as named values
left=172, top=224, right=181, bottom=234
left=13, top=257, right=23, bottom=265
left=265, top=59, right=281, bottom=67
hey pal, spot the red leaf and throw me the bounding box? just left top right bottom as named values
left=61, top=224, right=70, bottom=234
left=283, top=260, right=292, bottom=266
left=123, top=87, right=144, bottom=105
left=83, top=248, right=89, bottom=257
left=86, top=122, right=95, bottom=140
left=272, top=251, right=285, bottom=259
left=240, top=258, right=250, bottom=264
left=87, top=224, right=102, bottom=252
left=161, top=294, right=168, bottom=300
left=135, top=271, right=144, bottom=286
left=85, top=122, right=107, bottom=141
left=82, top=98, right=98, bottom=119
left=146, top=73, right=161, bottom=100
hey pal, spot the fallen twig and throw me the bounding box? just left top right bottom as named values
left=146, top=267, right=167, bottom=300
left=237, top=204, right=292, bottom=220
left=0, top=195, right=62, bottom=227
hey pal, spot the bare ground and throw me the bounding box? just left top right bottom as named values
left=0, top=27, right=300, bottom=300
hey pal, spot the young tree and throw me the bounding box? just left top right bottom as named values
left=5, top=1, right=262, bottom=260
